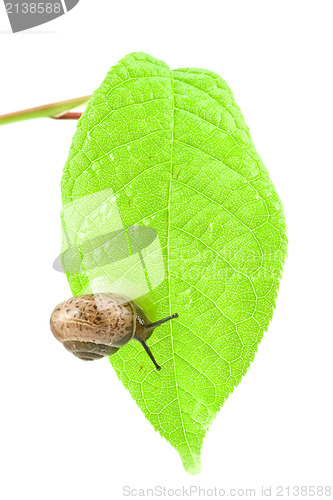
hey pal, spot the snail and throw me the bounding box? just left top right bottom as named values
left=50, top=293, right=178, bottom=371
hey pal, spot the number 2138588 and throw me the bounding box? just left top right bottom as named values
left=5, top=3, right=61, bottom=14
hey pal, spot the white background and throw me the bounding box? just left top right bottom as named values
left=0, top=1, right=332, bottom=499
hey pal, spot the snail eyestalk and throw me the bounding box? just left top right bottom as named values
left=134, top=312, right=179, bottom=370
left=145, top=313, right=179, bottom=330
left=137, top=339, right=161, bottom=371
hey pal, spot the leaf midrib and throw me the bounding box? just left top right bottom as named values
left=166, top=70, right=199, bottom=466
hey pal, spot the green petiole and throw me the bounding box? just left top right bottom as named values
left=0, top=95, right=90, bottom=126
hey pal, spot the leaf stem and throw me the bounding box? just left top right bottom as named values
left=0, top=95, right=91, bottom=126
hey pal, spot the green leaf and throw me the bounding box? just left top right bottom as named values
left=60, top=52, right=287, bottom=474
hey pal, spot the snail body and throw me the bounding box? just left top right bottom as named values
left=50, top=293, right=178, bottom=370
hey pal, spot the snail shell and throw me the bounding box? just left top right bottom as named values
left=50, top=293, right=144, bottom=361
